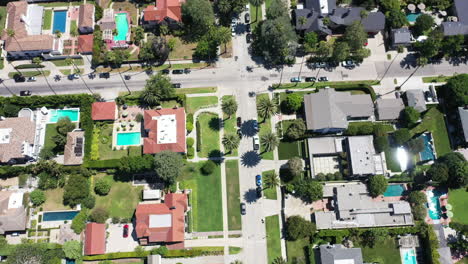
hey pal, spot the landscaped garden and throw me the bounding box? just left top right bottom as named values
left=448, top=188, right=468, bottom=225
left=94, top=123, right=142, bottom=160
left=42, top=188, right=71, bottom=211
left=226, top=160, right=241, bottom=230
left=196, top=112, right=220, bottom=158
left=265, top=215, right=282, bottom=263
left=186, top=96, right=218, bottom=114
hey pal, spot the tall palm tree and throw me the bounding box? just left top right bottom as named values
left=264, top=170, right=280, bottom=190
left=260, top=132, right=278, bottom=153
left=221, top=97, right=237, bottom=119
left=141, top=86, right=159, bottom=106
left=272, top=257, right=287, bottom=264
left=217, top=27, right=232, bottom=54
left=257, top=96, right=277, bottom=123
left=222, top=133, right=240, bottom=154
left=167, top=38, right=176, bottom=67
left=249, top=0, right=265, bottom=23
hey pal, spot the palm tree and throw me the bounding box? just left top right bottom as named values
left=54, top=30, right=62, bottom=39
left=230, top=261, right=243, bottom=264
left=249, top=0, right=265, bottom=23
left=140, top=87, right=158, bottom=106
left=217, top=27, right=232, bottom=54
left=272, top=257, right=287, bottom=264
left=257, top=97, right=277, bottom=123
left=264, top=171, right=280, bottom=190
left=260, top=132, right=279, bottom=153
left=167, top=38, right=176, bottom=67
left=221, top=97, right=237, bottom=119
left=222, top=133, right=240, bottom=154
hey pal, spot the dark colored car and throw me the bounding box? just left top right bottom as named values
left=172, top=83, right=181, bottom=88
left=424, top=91, right=434, bottom=102
left=237, top=128, right=243, bottom=139
left=245, top=13, right=251, bottom=23
left=54, top=75, right=61, bottom=81
left=123, top=224, right=129, bottom=238
left=240, top=203, right=246, bottom=215
left=88, top=73, right=96, bottom=79
left=252, top=120, right=259, bottom=132
left=161, top=69, right=170, bottom=74
left=285, top=89, right=294, bottom=94
left=256, top=174, right=262, bottom=187
left=20, top=90, right=32, bottom=96
left=305, top=77, right=316, bottom=82
left=246, top=24, right=251, bottom=33
left=184, top=68, right=191, bottom=74
left=246, top=33, right=252, bottom=43
left=318, top=76, right=329, bottom=82
left=256, top=186, right=262, bottom=198
left=172, top=69, right=184, bottom=74
left=68, top=74, right=79, bottom=80
left=14, top=75, right=26, bottom=83
left=124, top=75, right=131, bottom=80
left=237, top=117, right=242, bottom=127
left=99, top=72, right=110, bottom=79
left=248, top=91, right=256, bottom=97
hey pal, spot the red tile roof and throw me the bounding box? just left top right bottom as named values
left=78, top=4, right=95, bottom=29
left=135, top=193, right=188, bottom=243
left=142, top=0, right=185, bottom=22
left=143, top=108, right=186, bottom=154
left=84, top=223, right=106, bottom=255
left=77, top=34, right=94, bottom=54
left=91, top=102, right=117, bottom=121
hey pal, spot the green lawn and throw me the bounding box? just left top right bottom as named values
left=50, top=59, right=84, bottom=67
left=265, top=0, right=273, bottom=9
left=448, top=188, right=468, bottom=225
left=167, top=36, right=197, bottom=60
left=42, top=188, right=71, bottom=211
left=422, top=75, right=452, bottom=83
left=38, top=1, right=86, bottom=7
left=250, top=4, right=263, bottom=29
left=256, top=94, right=274, bottom=160
left=265, top=215, right=282, bottom=264
left=222, top=95, right=238, bottom=157
left=94, top=174, right=143, bottom=219
left=0, top=7, right=7, bottom=34
left=226, top=160, right=241, bottom=230
left=197, top=112, right=220, bottom=158
left=179, top=162, right=223, bottom=232
left=275, top=80, right=379, bottom=89
left=410, top=107, right=451, bottom=156
left=42, top=10, right=52, bottom=30
left=44, top=124, right=59, bottom=152
left=278, top=140, right=302, bottom=160
left=384, top=146, right=402, bottom=172
left=286, top=238, right=311, bottom=264
left=8, top=70, right=51, bottom=78
left=59, top=68, right=83, bottom=75
left=186, top=96, right=218, bottom=114
left=262, top=170, right=277, bottom=200
left=356, top=237, right=401, bottom=264
left=175, top=87, right=217, bottom=95
left=96, top=124, right=138, bottom=160
left=70, top=20, right=77, bottom=35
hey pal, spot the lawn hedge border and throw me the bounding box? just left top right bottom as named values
left=15, top=63, right=45, bottom=69
left=85, top=159, right=120, bottom=169
left=82, top=247, right=224, bottom=260
left=196, top=120, right=201, bottom=152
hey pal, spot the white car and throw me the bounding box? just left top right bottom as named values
left=231, top=26, right=236, bottom=36
left=253, top=135, right=260, bottom=151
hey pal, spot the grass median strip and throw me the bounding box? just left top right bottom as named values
left=175, top=87, right=217, bottom=95
left=265, top=215, right=281, bottom=263
left=186, top=96, right=218, bottom=114
left=226, top=160, right=241, bottom=230
left=197, top=112, right=220, bottom=158
left=51, top=59, right=84, bottom=67
left=256, top=94, right=274, bottom=160
left=222, top=95, right=238, bottom=157
left=8, top=70, right=51, bottom=78
left=262, top=170, right=277, bottom=200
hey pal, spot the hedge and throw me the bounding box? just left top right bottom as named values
left=82, top=247, right=224, bottom=260
left=15, top=63, right=45, bottom=69
left=423, top=224, right=441, bottom=264
left=85, top=159, right=120, bottom=169
left=195, top=120, right=201, bottom=152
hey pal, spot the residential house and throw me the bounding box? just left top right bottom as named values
left=135, top=193, right=188, bottom=249
left=143, top=107, right=186, bottom=154
left=63, top=130, right=85, bottom=165
left=0, top=116, right=36, bottom=164
left=375, top=98, right=405, bottom=121
left=319, top=244, right=364, bottom=264
left=405, top=89, right=427, bottom=112
left=84, top=223, right=106, bottom=255
left=78, top=4, right=95, bottom=34
left=315, top=183, right=414, bottom=229
left=2, top=1, right=63, bottom=59
left=458, top=106, right=468, bottom=143
left=303, top=88, right=374, bottom=134
left=391, top=28, right=413, bottom=48
left=91, top=102, right=118, bottom=121
left=0, top=191, right=27, bottom=235
left=141, top=0, right=186, bottom=30
left=346, top=136, right=384, bottom=175
left=441, top=0, right=468, bottom=36
left=77, top=34, right=94, bottom=54
left=97, top=9, right=116, bottom=41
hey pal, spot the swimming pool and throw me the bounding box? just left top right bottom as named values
left=406, top=13, right=421, bottom=23
left=426, top=189, right=444, bottom=220
left=52, top=10, right=67, bottom=33
left=65, top=259, right=75, bottom=264
left=43, top=210, right=79, bottom=221
left=419, top=133, right=436, bottom=161
left=117, top=132, right=141, bottom=146
left=114, top=13, right=129, bottom=41
left=384, top=184, right=405, bottom=197
left=48, top=109, right=80, bottom=123
left=401, top=248, right=418, bottom=264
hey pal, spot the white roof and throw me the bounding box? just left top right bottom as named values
left=26, top=5, right=44, bottom=35
left=143, top=189, right=161, bottom=200
left=8, top=192, right=24, bottom=209
left=149, top=214, right=172, bottom=228
left=0, top=128, right=12, bottom=144
left=335, top=260, right=355, bottom=264
left=153, top=114, right=177, bottom=144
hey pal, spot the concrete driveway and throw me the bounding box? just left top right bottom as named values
left=106, top=223, right=139, bottom=253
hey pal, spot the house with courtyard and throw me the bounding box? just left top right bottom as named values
left=0, top=191, right=27, bottom=235
left=314, top=183, right=414, bottom=229
left=135, top=193, right=188, bottom=249
left=141, top=0, right=185, bottom=30
left=92, top=102, right=118, bottom=121
left=441, top=0, right=468, bottom=36
left=78, top=4, right=95, bottom=35
left=63, top=130, right=85, bottom=165
left=375, top=98, right=405, bottom=121
left=143, top=107, right=186, bottom=154
left=98, top=9, right=131, bottom=49
left=458, top=106, right=468, bottom=143
left=319, top=244, right=365, bottom=264
left=303, top=88, right=374, bottom=134
left=84, top=223, right=106, bottom=255
left=0, top=116, right=36, bottom=164
left=2, top=1, right=63, bottom=59
left=405, top=89, right=427, bottom=113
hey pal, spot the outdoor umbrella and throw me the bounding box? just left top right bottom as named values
left=445, top=204, right=453, bottom=210
left=417, top=3, right=426, bottom=11
left=408, top=4, right=416, bottom=12
left=446, top=211, right=454, bottom=218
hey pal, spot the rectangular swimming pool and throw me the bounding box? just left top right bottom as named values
left=384, top=184, right=405, bottom=197
left=117, top=132, right=141, bottom=146
left=114, top=13, right=129, bottom=41
left=401, top=248, right=418, bottom=264
left=43, top=210, right=79, bottom=221
left=52, top=10, right=67, bottom=33
left=48, top=109, right=80, bottom=123
left=419, top=133, right=435, bottom=161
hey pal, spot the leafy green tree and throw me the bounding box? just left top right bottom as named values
left=286, top=119, right=306, bottom=139
left=331, top=41, right=350, bottom=63
left=222, top=133, right=240, bottom=154
left=393, top=128, right=411, bottom=146
left=379, top=0, right=401, bottom=11
left=182, top=0, right=215, bottom=39
left=374, top=136, right=389, bottom=153
left=445, top=74, right=468, bottom=108
left=71, top=209, right=88, bottom=234
left=82, top=195, right=96, bottom=209
left=304, top=32, right=318, bottom=52
left=402, top=106, right=421, bottom=127
left=408, top=191, right=426, bottom=205
left=361, top=228, right=389, bottom=247
left=412, top=204, right=427, bottom=220
left=426, top=163, right=449, bottom=183
left=288, top=157, right=303, bottom=177
left=104, top=49, right=130, bottom=67
left=426, top=0, right=451, bottom=9
left=6, top=243, right=48, bottom=264
left=132, top=26, right=145, bottom=46
left=63, top=175, right=90, bottom=207
left=118, top=155, right=155, bottom=175
left=139, top=36, right=169, bottom=64
left=57, top=116, right=75, bottom=135
left=140, top=73, right=175, bottom=106
left=94, top=178, right=111, bottom=196
left=216, top=0, right=248, bottom=16
left=264, top=171, right=280, bottom=190
left=257, top=96, right=277, bottom=122
left=414, top=30, right=443, bottom=59
left=406, top=138, right=425, bottom=154
left=344, top=21, right=368, bottom=51
left=154, top=151, right=183, bottom=184
left=294, top=178, right=323, bottom=202
left=90, top=207, right=109, bottom=223
left=442, top=35, right=465, bottom=58
left=260, top=132, right=279, bottom=153
left=30, top=190, right=46, bottom=206
left=351, top=47, right=371, bottom=62
left=315, top=41, right=333, bottom=61
left=413, top=14, right=434, bottom=36
left=250, top=0, right=265, bottom=22
left=266, top=0, right=288, bottom=20
left=222, top=97, right=238, bottom=118
left=193, top=38, right=218, bottom=60
left=63, top=241, right=82, bottom=260
left=439, top=152, right=468, bottom=188
left=217, top=26, right=232, bottom=53
left=367, top=175, right=388, bottom=197
left=39, top=147, right=55, bottom=160
left=386, top=9, right=407, bottom=28
left=282, top=93, right=302, bottom=113
left=33, top=160, right=64, bottom=190
left=201, top=160, right=216, bottom=175
left=272, top=258, right=287, bottom=264
left=285, top=215, right=316, bottom=240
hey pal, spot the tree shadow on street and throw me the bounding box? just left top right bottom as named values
left=241, top=120, right=258, bottom=137
left=243, top=188, right=259, bottom=204
left=241, top=150, right=261, bottom=167
left=208, top=150, right=224, bottom=164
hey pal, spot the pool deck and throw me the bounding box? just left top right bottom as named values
left=424, top=186, right=451, bottom=226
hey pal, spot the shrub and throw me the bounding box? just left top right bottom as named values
left=282, top=94, right=302, bottom=113
left=135, top=113, right=144, bottom=122
left=111, top=217, right=121, bottom=224
left=71, top=209, right=88, bottom=234
left=402, top=106, right=421, bottom=127
left=39, top=147, right=55, bottom=160
left=187, top=147, right=195, bottom=159
left=374, top=136, right=389, bottom=153
left=187, top=137, right=195, bottom=148
left=294, top=178, right=323, bottom=202
left=63, top=240, right=82, bottom=260
left=94, top=178, right=111, bottom=196
left=15, top=63, right=45, bottom=69
left=63, top=175, right=90, bottom=207
left=90, top=208, right=109, bottom=223
left=367, top=175, right=388, bottom=197
left=285, top=215, right=316, bottom=241
left=286, top=119, right=306, bottom=139
left=82, top=195, right=96, bottom=209
left=393, top=128, right=411, bottom=146
left=186, top=122, right=194, bottom=133
left=201, top=160, right=216, bottom=175
left=196, top=121, right=201, bottom=152
left=30, top=190, right=46, bottom=206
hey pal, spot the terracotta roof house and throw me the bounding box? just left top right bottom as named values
left=77, top=34, right=94, bottom=54
left=63, top=130, right=85, bottom=165
left=84, top=223, right=106, bottom=255
left=141, top=0, right=186, bottom=30
left=135, top=193, right=188, bottom=248
left=91, top=102, right=118, bottom=121
left=0, top=116, right=36, bottom=164
left=2, top=1, right=63, bottom=59
left=0, top=191, right=27, bottom=235
left=78, top=4, right=95, bottom=35
left=143, top=107, right=186, bottom=154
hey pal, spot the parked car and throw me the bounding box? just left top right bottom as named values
left=245, top=13, right=251, bottom=23
left=318, top=76, right=329, bottom=82
left=172, top=69, right=184, bottom=74
left=68, top=74, right=79, bottom=80
left=255, top=175, right=262, bottom=187
left=237, top=128, right=243, bottom=139
left=54, top=75, right=61, bottom=81
left=124, top=75, right=131, bottom=80
left=253, top=135, right=260, bottom=150
left=246, top=24, right=251, bottom=33
left=27, top=76, right=36, bottom=82
left=123, top=224, right=129, bottom=238
left=285, top=89, right=294, bottom=94
left=237, top=117, right=242, bottom=127
left=172, top=83, right=182, bottom=88
left=231, top=26, right=236, bottom=36
left=305, top=77, right=316, bottom=82
left=246, top=34, right=252, bottom=43
left=395, top=91, right=401, bottom=99
left=88, top=73, right=96, bottom=79
left=161, top=69, right=170, bottom=74
left=256, top=186, right=262, bottom=198
left=341, top=60, right=355, bottom=68
left=14, top=75, right=25, bottom=83
left=248, top=91, right=256, bottom=97
left=240, top=203, right=246, bottom=215
left=314, top=62, right=327, bottom=68
left=290, top=77, right=302, bottom=83
left=184, top=68, right=191, bottom=74
left=424, top=91, right=434, bottom=102
left=20, top=90, right=32, bottom=96
left=252, top=120, right=259, bottom=132
left=99, top=72, right=110, bottom=79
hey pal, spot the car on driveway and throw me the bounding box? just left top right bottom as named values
left=341, top=60, right=355, bottom=68
left=123, top=224, right=129, bottom=238
left=240, top=203, right=246, bottom=215
left=255, top=175, right=262, bottom=187
left=253, top=135, right=260, bottom=151
left=237, top=117, right=242, bottom=127
left=172, top=69, right=184, bottom=74
left=318, top=76, right=329, bottom=82
left=245, top=13, right=250, bottom=23
left=256, top=187, right=262, bottom=198
left=305, top=77, right=316, bottom=82
left=20, top=90, right=32, bottom=96
left=290, top=77, right=302, bottom=83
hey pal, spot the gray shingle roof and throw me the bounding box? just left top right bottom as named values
left=458, top=107, right=468, bottom=142
left=392, top=28, right=412, bottom=45
left=454, top=0, right=468, bottom=24
left=329, top=7, right=385, bottom=32
left=376, top=98, right=405, bottom=120
left=441, top=22, right=468, bottom=36
left=306, top=0, right=336, bottom=15
left=319, top=244, right=364, bottom=264
left=406, top=89, right=427, bottom=112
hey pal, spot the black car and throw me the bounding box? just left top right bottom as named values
left=246, top=34, right=252, bottom=43
left=172, top=83, right=181, bottom=88
left=161, top=69, right=170, bottom=74
left=99, top=72, right=110, bottom=79
left=245, top=13, right=250, bottom=23
left=246, top=24, right=251, bottom=33
left=318, top=76, right=329, bottom=82
left=88, top=73, right=96, bottom=79
left=14, top=75, right=25, bottom=83
left=184, top=68, right=191, bottom=74
left=424, top=91, right=434, bottom=102
left=305, top=77, right=316, bottom=82
left=237, top=117, right=242, bottom=127
left=256, top=187, right=262, bottom=198
left=124, top=75, right=131, bottom=80
left=20, top=90, right=32, bottom=96
left=252, top=120, right=259, bottom=132
left=285, top=89, right=294, bottom=94
left=240, top=203, right=246, bottom=215
left=172, top=69, right=184, bottom=74
left=237, top=128, right=243, bottom=139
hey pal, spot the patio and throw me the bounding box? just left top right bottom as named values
left=110, top=105, right=144, bottom=150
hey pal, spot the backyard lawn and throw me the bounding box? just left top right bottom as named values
left=167, top=36, right=197, bottom=60
left=226, top=160, right=241, bottom=230
left=286, top=238, right=312, bottom=264
left=448, top=188, right=468, bottom=225
left=278, top=140, right=302, bottom=160
left=186, top=96, right=218, bottom=114
left=384, top=146, right=402, bottom=172
left=265, top=215, right=282, bottom=264
left=179, top=162, right=223, bottom=232
left=44, top=124, right=59, bottom=151
left=197, top=112, right=220, bottom=158
left=410, top=107, right=451, bottom=156
left=256, top=94, right=274, bottom=160
left=222, top=95, right=238, bottom=157
left=42, top=9, right=52, bottom=30
left=356, top=237, right=401, bottom=264
left=42, top=188, right=71, bottom=211
left=94, top=174, right=143, bottom=219
left=262, top=170, right=277, bottom=200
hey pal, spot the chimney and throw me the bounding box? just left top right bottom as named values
left=169, top=206, right=176, bottom=210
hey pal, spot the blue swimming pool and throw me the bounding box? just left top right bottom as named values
left=43, top=211, right=79, bottom=221
left=384, top=184, right=405, bottom=197
left=52, top=10, right=67, bottom=33
left=65, top=259, right=75, bottom=264
left=419, top=133, right=436, bottom=161
left=114, top=13, right=129, bottom=41
left=407, top=13, right=421, bottom=23
left=117, top=132, right=141, bottom=146
left=402, top=248, right=418, bottom=264
left=48, top=109, right=80, bottom=123
left=426, top=189, right=444, bottom=220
